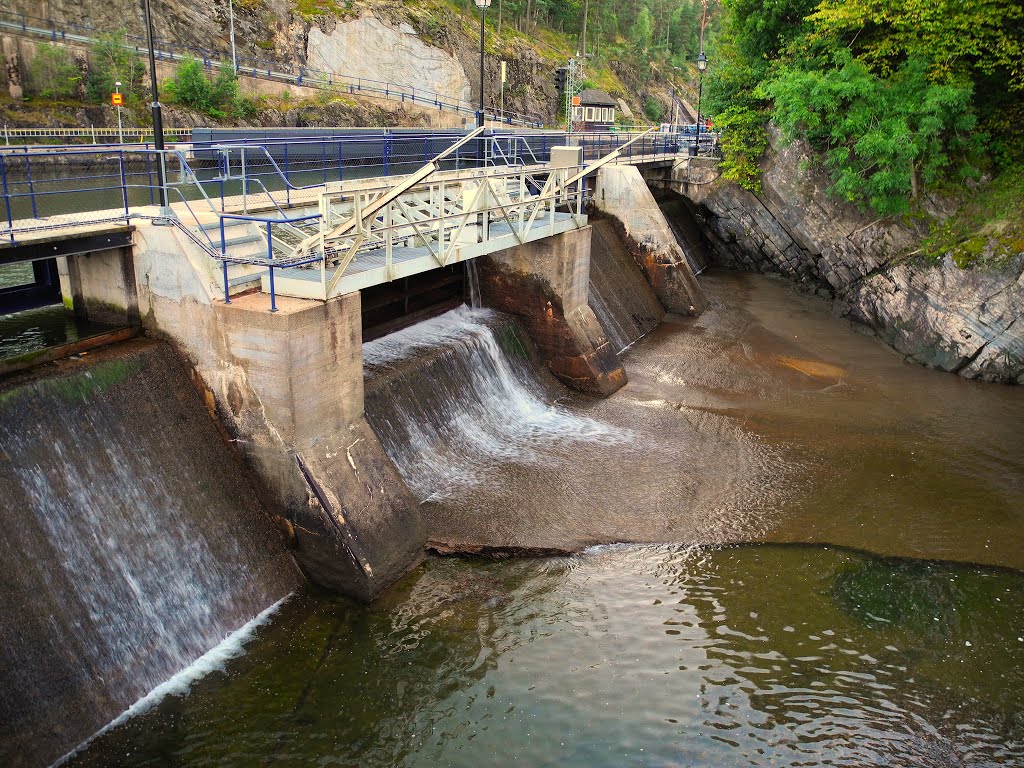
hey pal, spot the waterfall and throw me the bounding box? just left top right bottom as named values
left=465, top=260, right=482, bottom=309
left=363, top=306, right=627, bottom=503
left=0, top=343, right=299, bottom=768
left=588, top=219, right=666, bottom=354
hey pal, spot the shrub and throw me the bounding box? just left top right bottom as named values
left=86, top=31, right=145, bottom=104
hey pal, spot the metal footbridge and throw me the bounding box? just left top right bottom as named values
left=0, top=128, right=708, bottom=310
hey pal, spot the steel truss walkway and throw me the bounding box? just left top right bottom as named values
left=236, top=129, right=653, bottom=302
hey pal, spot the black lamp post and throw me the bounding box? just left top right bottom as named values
left=475, top=0, right=491, bottom=128
left=693, top=50, right=707, bottom=157
left=143, top=0, right=166, bottom=208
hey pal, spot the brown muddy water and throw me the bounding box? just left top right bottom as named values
left=62, top=271, right=1024, bottom=768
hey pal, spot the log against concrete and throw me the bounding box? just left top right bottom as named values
left=214, top=292, right=425, bottom=601
left=593, top=165, right=707, bottom=315
left=477, top=226, right=627, bottom=397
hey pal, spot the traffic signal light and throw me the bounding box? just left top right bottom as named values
left=554, top=67, right=568, bottom=94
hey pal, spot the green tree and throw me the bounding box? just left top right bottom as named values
left=807, top=0, right=1024, bottom=91
left=29, top=45, right=80, bottom=99
left=631, top=6, right=654, bottom=53
left=86, top=31, right=145, bottom=104
left=165, top=57, right=213, bottom=111
left=768, top=50, right=979, bottom=214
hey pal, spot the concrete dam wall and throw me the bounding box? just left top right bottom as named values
left=0, top=341, right=301, bottom=768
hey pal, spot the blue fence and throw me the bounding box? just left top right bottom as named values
left=0, top=129, right=717, bottom=243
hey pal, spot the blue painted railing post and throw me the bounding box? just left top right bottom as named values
left=384, top=132, right=391, bottom=177
left=321, top=141, right=327, bottom=185
left=220, top=217, right=231, bottom=304
left=24, top=155, right=37, bottom=219
left=146, top=152, right=155, bottom=204
left=118, top=149, right=129, bottom=222
left=267, top=222, right=277, bottom=312
left=0, top=155, right=13, bottom=242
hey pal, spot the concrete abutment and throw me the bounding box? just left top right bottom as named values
left=477, top=226, right=627, bottom=397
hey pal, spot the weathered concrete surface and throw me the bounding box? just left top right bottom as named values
left=478, top=226, right=627, bottom=396
left=65, top=243, right=140, bottom=326
left=593, top=164, right=707, bottom=315
left=132, top=221, right=425, bottom=600
left=0, top=340, right=300, bottom=768
left=685, top=131, right=1024, bottom=383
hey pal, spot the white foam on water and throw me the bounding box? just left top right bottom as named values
left=51, top=595, right=291, bottom=768
left=365, top=306, right=632, bottom=501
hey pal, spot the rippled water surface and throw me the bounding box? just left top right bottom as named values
left=66, top=272, right=1024, bottom=766
left=68, top=544, right=1024, bottom=767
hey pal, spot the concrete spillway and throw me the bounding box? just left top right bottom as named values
left=588, top=219, right=666, bottom=354
left=0, top=341, right=301, bottom=768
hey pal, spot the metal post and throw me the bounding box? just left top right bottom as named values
left=228, top=0, right=238, bottom=73
left=24, top=155, right=37, bottom=219
left=0, top=156, right=13, bottom=242
left=241, top=149, right=248, bottom=213
left=115, top=82, right=124, bottom=144
left=477, top=3, right=486, bottom=128
left=694, top=75, right=703, bottom=157
left=266, top=221, right=277, bottom=312
left=119, top=150, right=130, bottom=222
left=144, top=0, right=167, bottom=210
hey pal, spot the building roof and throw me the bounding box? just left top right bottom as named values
left=578, top=89, right=618, bottom=107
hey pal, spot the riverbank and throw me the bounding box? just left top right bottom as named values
left=683, top=136, right=1024, bottom=384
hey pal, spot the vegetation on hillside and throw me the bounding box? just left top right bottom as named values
left=703, top=0, right=1024, bottom=220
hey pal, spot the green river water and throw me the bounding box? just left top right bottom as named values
left=64, top=272, right=1023, bottom=767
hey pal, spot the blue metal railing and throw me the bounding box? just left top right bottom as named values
left=0, top=129, right=717, bottom=242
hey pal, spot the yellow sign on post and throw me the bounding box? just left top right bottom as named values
left=111, top=93, right=124, bottom=106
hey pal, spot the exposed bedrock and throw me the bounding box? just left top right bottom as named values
left=477, top=226, right=627, bottom=397
left=679, top=132, right=1023, bottom=383
left=592, top=164, right=707, bottom=316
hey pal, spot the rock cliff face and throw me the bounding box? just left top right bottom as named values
left=306, top=16, right=472, bottom=103
left=5, top=0, right=563, bottom=122
left=682, top=135, right=1023, bottom=383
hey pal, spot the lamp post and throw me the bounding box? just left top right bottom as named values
left=143, top=0, right=167, bottom=210
left=474, top=0, right=491, bottom=128
left=114, top=81, right=124, bottom=144
left=693, top=50, right=707, bottom=157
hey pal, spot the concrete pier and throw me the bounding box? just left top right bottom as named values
left=129, top=222, right=426, bottom=602
left=478, top=226, right=627, bottom=397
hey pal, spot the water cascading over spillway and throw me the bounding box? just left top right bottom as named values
left=0, top=343, right=300, bottom=768
left=660, top=198, right=712, bottom=276
left=587, top=219, right=666, bottom=354
left=363, top=306, right=626, bottom=504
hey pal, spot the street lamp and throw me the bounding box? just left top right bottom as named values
left=114, top=81, right=124, bottom=144
left=693, top=50, right=707, bottom=157
left=474, top=0, right=491, bottom=128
